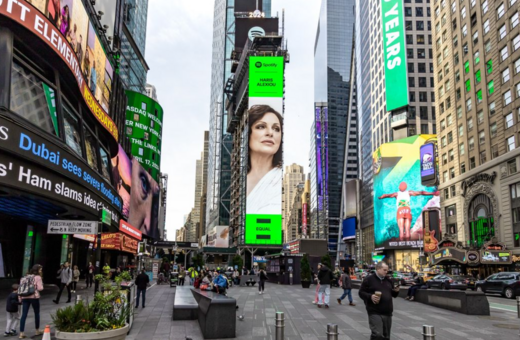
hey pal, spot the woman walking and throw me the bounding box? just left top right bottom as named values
left=72, top=265, right=80, bottom=292
left=258, top=269, right=268, bottom=295
left=86, top=262, right=94, bottom=288
left=19, top=264, right=44, bottom=339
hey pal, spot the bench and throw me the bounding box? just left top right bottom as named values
left=191, top=288, right=236, bottom=339
left=172, top=286, right=198, bottom=320
left=239, top=275, right=257, bottom=286
left=402, top=288, right=490, bottom=315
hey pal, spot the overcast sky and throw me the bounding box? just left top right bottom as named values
left=146, top=0, right=321, bottom=239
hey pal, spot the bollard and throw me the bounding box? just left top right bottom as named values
left=422, top=325, right=435, bottom=340
left=517, top=296, right=520, bottom=319
left=326, top=323, right=338, bottom=340
left=75, top=295, right=83, bottom=305
left=275, top=312, right=284, bottom=340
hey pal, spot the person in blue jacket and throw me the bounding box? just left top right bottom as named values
left=212, top=270, right=228, bottom=295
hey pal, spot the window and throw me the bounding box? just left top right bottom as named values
left=446, top=205, right=457, bottom=217
left=421, top=124, right=429, bottom=134
left=99, top=147, right=110, bottom=181
left=407, top=48, right=414, bottom=58
left=482, top=0, right=489, bottom=14
left=418, top=63, right=426, bottom=73
left=448, top=131, right=453, bottom=144
left=477, top=110, right=484, bottom=124
left=417, top=35, right=425, bottom=44
left=457, top=106, right=462, bottom=119
left=438, top=71, right=443, bottom=82
left=499, top=24, right=507, bottom=40
left=498, top=3, right=505, bottom=19
left=503, top=68, right=511, bottom=83
left=435, top=6, right=440, bottom=17
left=515, top=58, right=520, bottom=74
left=417, top=20, right=425, bottom=30
left=462, top=24, right=467, bottom=37
left=489, top=102, right=496, bottom=115
left=461, top=162, right=466, bottom=174
left=442, top=153, right=448, bottom=165
left=406, top=35, right=413, bottom=44
left=461, top=6, right=466, bottom=19
left=485, top=40, right=492, bottom=53
left=418, top=48, right=426, bottom=58
left=443, top=171, right=448, bottom=183
left=450, top=167, right=455, bottom=179
left=477, top=89, right=483, bottom=103
left=464, top=61, right=470, bottom=74
left=516, top=82, right=520, bottom=98
left=442, top=136, right=447, bottom=147
left=420, top=106, right=428, bottom=119
left=449, top=149, right=454, bottom=161
left=469, top=136, right=475, bottom=150
left=454, top=53, right=459, bottom=65
left=62, top=104, right=82, bottom=156
left=505, top=90, right=512, bottom=106
left=506, top=112, right=514, bottom=128
left=405, top=7, right=412, bottom=16
left=463, top=43, right=468, bottom=56
left=491, top=122, right=497, bottom=137
left=466, top=98, right=472, bottom=111
left=509, top=159, right=518, bottom=174
left=508, top=135, right=516, bottom=151
left=409, top=77, right=415, bottom=87
left=501, top=46, right=509, bottom=61
left=514, top=35, right=520, bottom=51
left=476, top=70, right=481, bottom=84
left=84, top=126, right=99, bottom=172
left=441, top=119, right=446, bottom=131
left=513, top=12, right=520, bottom=29
left=484, top=20, right=490, bottom=34
left=488, top=80, right=494, bottom=94
left=406, top=21, right=413, bottom=30
left=512, top=0, right=518, bottom=6
left=479, top=130, right=486, bottom=144
left=410, top=92, right=416, bottom=102
left=473, top=31, right=479, bottom=45
left=480, top=151, right=487, bottom=164
left=452, top=1, right=456, bottom=12
left=408, top=63, right=415, bottom=73
left=465, top=79, right=471, bottom=92
left=442, top=14, right=447, bottom=26
left=468, top=117, right=474, bottom=131
left=474, top=51, right=480, bottom=65
left=459, top=124, right=464, bottom=136
left=419, top=92, right=428, bottom=102
left=443, top=46, right=449, bottom=58
left=471, top=0, right=476, bottom=7
left=470, top=157, right=476, bottom=169
left=437, top=54, right=443, bottom=66
left=456, top=88, right=461, bottom=100
left=460, top=142, right=465, bottom=155
left=455, top=70, right=460, bottom=83
left=492, top=144, right=499, bottom=159
left=447, top=114, right=453, bottom=126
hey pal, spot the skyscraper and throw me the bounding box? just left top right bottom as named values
left=282, top=164, right=305, bottom=242
left=312, top=0, right=355, bottom=255
left=206, top=0, right=272, bottom=234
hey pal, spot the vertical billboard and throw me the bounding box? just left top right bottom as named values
left=420, top=141, right=438, bottom=186
left=245, top=56, right=284, bottom=245
left=125, top=91, right=164, bottom=182
left=373, top=135, right=440, bottom=250
left=381, top=0, right=409, bottom=111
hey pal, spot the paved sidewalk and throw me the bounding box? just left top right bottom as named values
left=128, top=283, right=520, bottom=340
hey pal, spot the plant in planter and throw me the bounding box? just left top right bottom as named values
left=300, top=254, right=312, bottom=288
left=52, top=271, right=132, bottom=340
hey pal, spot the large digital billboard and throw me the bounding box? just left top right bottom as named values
left=125, top=91, right=163, bottom=182
left=235, top=17, right=279, bottom=50
left=373, top=135, right=440, bottom=250
left=381, top=0, right=409, bottom=111
left=245, top=56, right=284, bottom=246
left=0, top=0, right=118, bottom=141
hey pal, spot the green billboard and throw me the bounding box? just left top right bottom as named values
left=125, top=91, right=163, bottom=181
left=381, top=0, right=409, bottom=111
left=245, top=56, right=284, bottom=246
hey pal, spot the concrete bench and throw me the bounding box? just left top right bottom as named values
left=239, top=275, right=257, bottom=286
left=172, top=286, right=198, bottom=320
left=191, top=288, right=237, bottom=339
left=405, top=288, right=490, bottom=315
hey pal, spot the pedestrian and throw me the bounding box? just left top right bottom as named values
left=312, top=270, right=324, bottom=304
left=212, top=270, right=228, bottom=295
left=337, top=269, right=356, bottom=306
left=188, top=267, right=198, bottom=285
left=103, top=263, right=111, bottom=279
left=317, top=263, right=333, bottom=308
left=72, top=265, right=80, bottom=293
left=5, top=284, right=20, bottom=337
left=233, top=268, right=240, bottom=285
left=178, top=268, right=185, bottom=286
left=86, top=262, right=94, bottom=288
left=19, top=264, right=44, bottom=339
left=135, top=270, right=149, bottom=308
left=359, top=261, right=400, bottom=340
left=258, top=268, right=268, bottom=295
left=53, top=262, right=72, bottom=304
left=405, top=273, right=424, bottom=301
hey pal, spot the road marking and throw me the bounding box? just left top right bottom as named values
left=490, top=303, right=517, bottom=313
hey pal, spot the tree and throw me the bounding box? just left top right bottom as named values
left=321, top=254, right=332, bottom=269
left=192, top=253, right=205, bottom=269
left=232, top=255, right=244, bottom=272
left=300, top=254, right=312, bottom=281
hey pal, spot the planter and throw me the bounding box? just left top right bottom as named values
left=301, top=280, right=311, bottom=288
left=56, top=325, right=129, bottom=340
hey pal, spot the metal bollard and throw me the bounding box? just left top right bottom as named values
left=326, top=323, right=338, bottom=340
left=275, top=312, right=284, bottom=340
left=517, top=296, right=520, bottom=318
left=422, top=325, right=435, bottom=340
left=75, top=295, right=83, bottom=305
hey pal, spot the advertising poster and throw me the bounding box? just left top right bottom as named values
left=0, top=0, right=118, bottom=140
left=235, top=17, right=279, bottom=50
left=111, top=145, right=161, bottom=239
left=207, top=226, right=230, bottom=248
left=245, top=56, right=284, bottom=246
left=125, top=91, right=164, bottom=182
left=373, top=135, right=440, bottom=250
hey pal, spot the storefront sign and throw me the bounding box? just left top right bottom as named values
left=253, top=256, right=267, bottom=263
left=119, top=220, right=142, bottom=241
left=121, top=235, right=138, bottom=253
left=47, top=220, right=97, bottom=235
left=101, top=233, right=121, bottom=250
left=461, top=172, right=497, bottom=196
left=438, top=240, right=456, bottom=248
left=73, top=234, right=96, bottom=242
left=480, top=250, right=512, bottom=264
left=467, top=251, right=480, bottom=265
left=430, top=247, right=467, bottom=265
left=0, top=0, right=118, bottom=141
left=512, top=255, right=520, bottom=262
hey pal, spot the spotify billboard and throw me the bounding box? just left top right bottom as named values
left=381, top=0, right=409, bottom=111
left=245, top=56, right=284, bottom=246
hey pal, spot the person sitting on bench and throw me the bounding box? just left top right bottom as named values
left=212, top=270, right=228, bottom=295
left=405, top=273, right=425, bottom=301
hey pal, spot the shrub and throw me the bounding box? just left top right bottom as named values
left=300, top=254, right=312, bottom=282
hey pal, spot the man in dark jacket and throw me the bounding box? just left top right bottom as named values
left=359, top=262, right=400, bottom=340
left=135, top=270, right=150, bottom=308
left=337, top=269, right=355, bottom=306
left=317, top=263, right=333, bottom=308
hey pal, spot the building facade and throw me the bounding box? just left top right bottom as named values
left=282, top=164, right=305, bottom=242
left=286, top=183, right=305, bottom=242
left=146, top=83, right=158, bottom=101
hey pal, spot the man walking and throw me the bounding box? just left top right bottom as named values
left=53, top=262, right=72, bottom=304
left=359, top=262, right=400, bottom=340
left=135, top=270, right=149, bottom=308
left=337, top=268, right=355, bottom=306
left=317, top=263, right=333, bottom=308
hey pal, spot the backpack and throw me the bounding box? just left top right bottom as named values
left=194, top=277, right=201, bottom=288
left=18, top=275, right=36, bottom=297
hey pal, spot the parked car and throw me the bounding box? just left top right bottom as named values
left=476, top=272, right=520, bottom=299
left=426, top=274, right=468, bottom=290
left=465, top=276, right=478, bottom=290
left=400, top=273, right=416, bottom=286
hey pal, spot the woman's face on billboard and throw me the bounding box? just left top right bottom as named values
left=249, top=112, right=281, bottom=157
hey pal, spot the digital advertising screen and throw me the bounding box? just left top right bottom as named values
left=235, top=17, right=279, bottom=50
left=244, top=56, right=284, bottom=246
left=420, top=142, right=437, bottom=186
left=373, top=135, right=440, bottom=250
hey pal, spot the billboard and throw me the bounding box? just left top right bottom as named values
left=235, top=17, right=279, bottom=50
left=207, top=226, right=230, bottom=248
left=373, top=135, right=440, bottom=250
left=420, top=142, right=437, bottom=186
left=0, top=0, right=118, bottom=141
left=111, top=145, right=161, bottom=239
left=381, top=0, right=409, bottom=111
left=245, top=56, right=284, bottom=246
left=125, top=91, right=164, bottom=182
left=342, top=217, right=356, bottom=241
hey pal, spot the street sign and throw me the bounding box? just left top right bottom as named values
left=101, top=209, right=111, bottom=225
left=48, top=220, right=97, bottom=235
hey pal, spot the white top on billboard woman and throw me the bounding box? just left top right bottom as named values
left=246, top=105, right=283, bottom=215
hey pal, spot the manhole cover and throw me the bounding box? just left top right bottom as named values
left=493, top=324, right=520, bottom=329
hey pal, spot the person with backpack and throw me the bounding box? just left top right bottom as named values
left=5, top=284, right=20, bottom=337
left=337, top=268, right=356, bottom=306
left=317, top=263, right=333, bottom=308
left=18, top=264, right=44, bottom=339
left=212, top=270, right=228, bottom=295
left=258, top=269, right=268, bottom=295
left=53, top=262, right=72, bottom=304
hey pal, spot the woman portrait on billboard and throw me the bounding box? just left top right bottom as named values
left=246, top=105, right=283, bottom=214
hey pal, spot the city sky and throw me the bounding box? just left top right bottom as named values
left=146, top=0, right=321, bottom=239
